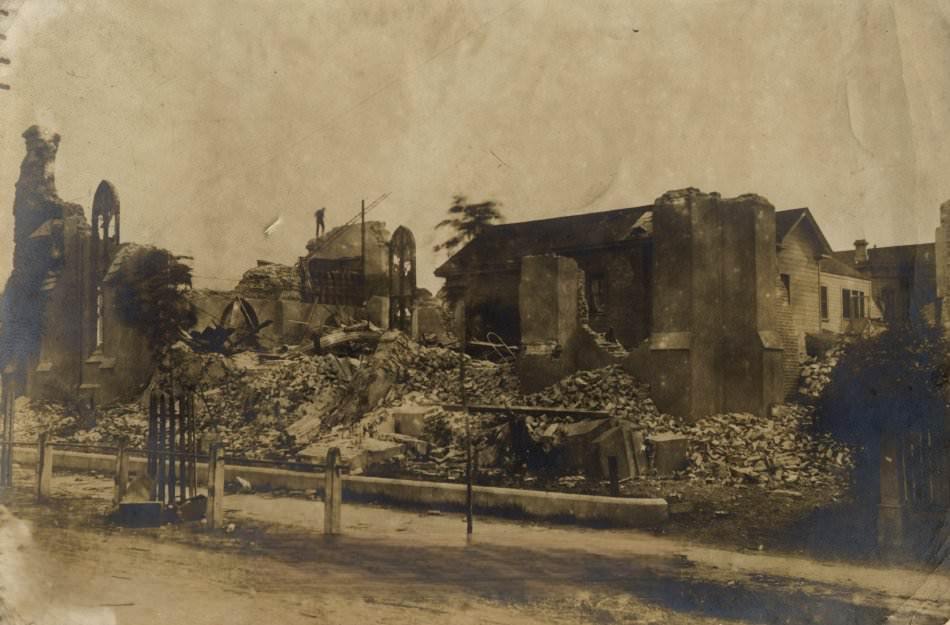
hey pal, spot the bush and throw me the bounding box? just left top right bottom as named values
left=816, top=325, right=948, bottom=443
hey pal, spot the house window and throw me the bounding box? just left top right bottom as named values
left=780, top=274, right=791, bottom=304
left=854, top=290, right=865, bottom=318
left=819, top=286, right=828, bottom=320
left=842, top=288, right=851, bottom=319
left=588, top=273, right=606, bottom=314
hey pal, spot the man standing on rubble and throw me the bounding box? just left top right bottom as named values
left=314, top=207, right=326, bottom=238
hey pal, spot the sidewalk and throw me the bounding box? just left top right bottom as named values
left=232, top=491, right=950, bottom=608
left=44, top=471, right=950, bottom=623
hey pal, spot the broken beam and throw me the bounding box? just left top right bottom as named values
left=441, top=404, right=610, bottom=419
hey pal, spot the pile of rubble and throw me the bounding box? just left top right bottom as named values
left=798, top=344, right=846, bottom=399
left=12, top=398, right=73, bottom=441
left=192, top=349, right=350, bottom=458
left=13, top=397, right=148, bottom=448
left=14, top=329, right=857, bottom=498
left=234, top=262, right=301, bottom=299
left=398, top=345, right=520, bottom=404
left=521, top=366, right=657, bottom=422
left=683, top=404, right=853, bottom=489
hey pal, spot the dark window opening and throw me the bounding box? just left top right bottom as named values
left=855, top=290, right=865, bottom=318
left=780, top=274, right=791, bottom=304
left=588, top=273, right=607, bottom=314
left=842, top=288, right=851, bottom=319
left=96, top=288, right=104, bottom=349
left=820, top=286, right=828, bottom=320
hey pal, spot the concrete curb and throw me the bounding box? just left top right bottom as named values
left=12, top=448, right=668, bottom=528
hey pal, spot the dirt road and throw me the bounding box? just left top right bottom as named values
left=2, top=469, right=949, bottom=625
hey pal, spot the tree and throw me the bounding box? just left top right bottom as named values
left=112, top=248, right=196, bottom=357
left=815, top=324, right=949, bottom=513
left=433, top=195, right=503, bottom=255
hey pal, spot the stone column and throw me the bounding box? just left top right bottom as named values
left=649, top=189, right=784, bottom=421
left=719, top=194, right=785, bottom=414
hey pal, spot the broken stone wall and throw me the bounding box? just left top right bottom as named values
left=460, top=269, right=521, bottom=345
left=83, top=244, right=194, bottom=405
left=31, top=215, right=95, bottom=400
left=188, top=287, right=362, bottom=349
left=91, top=260, right=154, bottom=404
left=939, top=200, right=950, bottom=333
left=649, top=189, right=784, bottom=421
left=305, top=221, right=391, bottom=299
left=569, top=244, right=652, bottom=349
left=516, top=255, right=580, bottom=392
left=236, top=262, right=302, bottom=300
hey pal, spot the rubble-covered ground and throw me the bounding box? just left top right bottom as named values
left=16, top=336, right=854, bottom=506
left=798, top=342, right=847, bottom=399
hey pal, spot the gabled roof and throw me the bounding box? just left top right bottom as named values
left=434, top=205, right=653, bottom=277
left=819, top=255, right=867, bottom=280
left=775, top=208, right=833, bottom=255
left=436, top=204, right=837, bottom=278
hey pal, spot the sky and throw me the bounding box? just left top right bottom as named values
left=1, top=0, right=949, bottom=293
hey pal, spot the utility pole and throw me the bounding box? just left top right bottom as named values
left=459, top=306, right=473, bottom=537
left=360, top=198, right=366, bottom=303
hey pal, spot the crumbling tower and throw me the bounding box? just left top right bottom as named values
left=0, top=127, right=92, bottom=395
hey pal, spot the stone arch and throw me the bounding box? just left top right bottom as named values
left=92, top=180, right=120, bottom=245
left=388, top=226, right=416, bottom=332
left=90, top=180, right=120, bottom=352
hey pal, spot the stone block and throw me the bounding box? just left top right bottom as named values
left=648, top=432, right=690, bottom=477
left=558, top=419, right=611, bottom=473
left=299, top=438, right=406, bottom=473
left=592, top=426, right=636, bottom=481
left=375, top=413, right=395, bottom=434
left=116, top=502, right=162, bottom=527
left=362, top=438, right=407, bottom=469
left=376, top=432, right=428, bottom=456
left=366, top=296, right=390, bottom=330
left=391, top=405, right=437, bottom=438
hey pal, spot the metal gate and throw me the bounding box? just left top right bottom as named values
left=899, top=428, right=950, bottom=509
left=389, top=226, right=416, bottom=332
left=147, top=389, right=199, bottom=504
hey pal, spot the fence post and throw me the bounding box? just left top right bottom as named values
left=113, top=444, right=129, bottom=505
left=0, top=370, right=13, bottom=489
left=207, top=443, right=225, bottom=529
left=608, top=456, right=620, bottom=496
left=324, top=447, right=342, bottom=535
left=36, top=433, right=52, bottom=502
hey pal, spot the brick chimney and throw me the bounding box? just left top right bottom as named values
left=854, top=239, right=869, bottom=265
